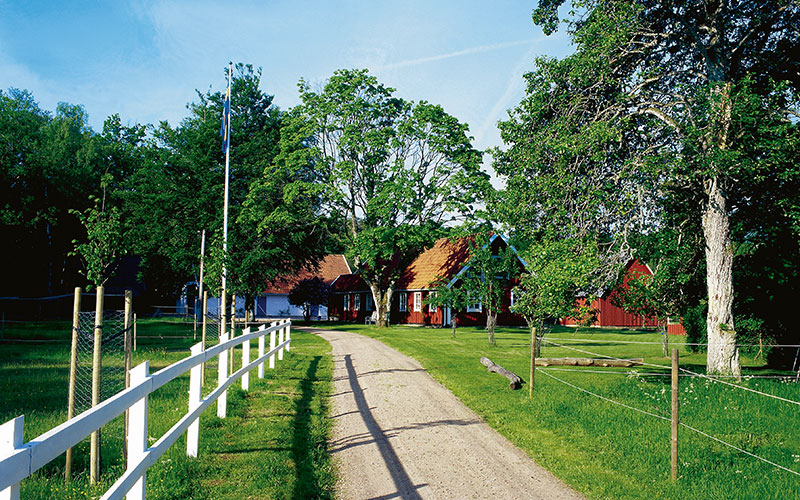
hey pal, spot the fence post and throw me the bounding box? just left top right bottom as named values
left=285, top=319, right=291, bottom=352
left=258, top=325, right=265, bottom=379
left=217, top=333, right=229, bottom=418
left=0, top=415, right=23, bottom=500
left=671, top=348, right=679, bottom=481
left=187, top=343, right=202, bottom=458
left=123, top=290, right=133, bottom=464
left=529, top=326, right=536, bottom=397
left=128, top=361, right=149, bottom=500
left=201, top=291, right=208, bottom=387
left=229, top=294, right=236, bottom=371
left=278, top=321, right=285, bottom=361
left=242, top=327, right=250, bottom=390
left=90, top=285, right=104, bottom=485
left=65, top=287, right=81, bottom=482
left=269, top=322, right=277, bottom=369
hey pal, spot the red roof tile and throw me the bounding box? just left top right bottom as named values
left=262, top=254, right=351, bottom=294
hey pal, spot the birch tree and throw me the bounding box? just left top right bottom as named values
left=504, top=0, right=800, bottom=375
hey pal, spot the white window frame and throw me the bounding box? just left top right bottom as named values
left=354, top=294, right=361, bottom=311
left=399, top=292, right=408, bottom=312
left=430, top=291, right=438, bottom=313
left=365, top=293, right=373, bottom=311
left=413, top=292, right=422, bottom=312
left=343, top=293, right=349, bottom=311
left=466, top=293, right=482, bottom=313
left=510, top=289, right=516, bottom=308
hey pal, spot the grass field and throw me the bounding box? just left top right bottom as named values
left=316, top=323, right=800, bottom=500
left=0, top=317, right=335, bottom=500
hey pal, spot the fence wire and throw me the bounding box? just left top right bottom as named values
left=74, top=310, right=127, bottom=415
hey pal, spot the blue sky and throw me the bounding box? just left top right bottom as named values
left=0, top=0, right=571, bottom=175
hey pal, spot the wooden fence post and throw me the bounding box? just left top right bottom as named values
left=217, top=333, right=229, bottom=418
left=242, top=327, right=250, bottom=391
left=269, top=322, right=277, bottom=369
left=529, top=327, right=536, bottom=397
left=187, top=343, right=202, bottom=458
left=201, top=291, right=208, bottom=387
left=90, top=285, right=104, bottom=485
left=128, top=361, right=149, bottom=500
left=65, top=287, right=81, bottom=482
left=671, top=348, right=679, bottom=481
left=258, top=325, right=265, bottom=379
left=0, top=415, right=23, bottom=500
left=122, top=290, right=133, bottom=465
left=278, top=321, right=285, bottom=361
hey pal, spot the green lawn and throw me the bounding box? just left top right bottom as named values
left=0, top=318, right=334, bottom=500
left=317, top=323, right=800, bottom=500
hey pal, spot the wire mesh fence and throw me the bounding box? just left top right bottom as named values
left=73, top=310, right=128, bottom=414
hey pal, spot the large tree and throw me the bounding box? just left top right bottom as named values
left=505, top=1, right=799, bottom=375
left=284, top=69, right=490, bottom=327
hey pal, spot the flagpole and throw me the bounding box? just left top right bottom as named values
left=222, top=62, right=231, bottom=296
left=221, top=62, right=232, bottom=347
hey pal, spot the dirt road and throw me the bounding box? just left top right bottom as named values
left=308, top=328, right=585, bottom=500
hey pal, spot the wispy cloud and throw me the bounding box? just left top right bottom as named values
left=375, top=38, right=542, bottom=71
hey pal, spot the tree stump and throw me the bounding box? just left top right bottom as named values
left=480, top=357, right=523, bottom=390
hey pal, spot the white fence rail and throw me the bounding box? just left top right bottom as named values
left=0, top=319, right=292, bottom=500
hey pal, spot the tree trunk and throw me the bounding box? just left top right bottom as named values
left=451, top=313, right=457, bottom=338
left=661, top=321, right=669, bottom=359
left=486, top=311, right=497, bottom=346
left=369, top=283, right=392, bottom=328
left=703, top=175, right=740, bottom=376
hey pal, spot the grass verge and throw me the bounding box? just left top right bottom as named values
left=318, top=323, right=799, bottom=500
left=0, top=318, right=334, bottom=500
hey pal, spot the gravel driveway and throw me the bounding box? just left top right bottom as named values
left=305, top=327, right=585, bottom=500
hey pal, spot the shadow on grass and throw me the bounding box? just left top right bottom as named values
left=291, top=355, right=332, bottom=500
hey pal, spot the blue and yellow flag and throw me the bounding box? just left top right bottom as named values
left=220, top=85, right=231, bottom=153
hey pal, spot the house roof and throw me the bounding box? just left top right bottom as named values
left=331, top=273, right=369, bottom=293
left=395, top=237, right=474, bottom=290
left=262, top=254, right=351, bottom=294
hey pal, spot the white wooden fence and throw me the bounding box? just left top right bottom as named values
left=0, top=319, right=292, bottom=500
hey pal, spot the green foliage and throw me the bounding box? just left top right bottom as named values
left=512, top=238, right=600, bottom=328
left=286, top=68, right=490, bottom=323
left=68, top=198, right=125, bottom=289
left=683, top=302, right=708, bottom=354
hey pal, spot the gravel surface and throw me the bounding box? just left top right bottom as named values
left=306, top=327, right=585, bottom=500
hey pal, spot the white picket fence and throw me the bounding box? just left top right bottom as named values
left=0, top=319, right=292, bottom=500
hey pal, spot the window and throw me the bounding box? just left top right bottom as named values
left=413, top=292, right=422, bottom=312
left=343, top=293, right=349, bottom=311
left=366, top=294, right=374, bottom=311
left=466, top=293, right=482, bottom=313
left=354, top=294, right=361, bottom=311
left=399, top=292, right=408, bottom=312
left=510, top=290, right=516, bottom=308
left=430, top=292, right=438, bottom=313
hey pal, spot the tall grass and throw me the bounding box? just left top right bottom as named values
left=322, top=323, right=800, bottom=500
left=0, top=318, right=334, bottom=499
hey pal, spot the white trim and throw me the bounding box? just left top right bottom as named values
left=413, top=292, right=422, bottom=312
left=399, top=292, right=408, bottom=312
left=343, top=293, right=349, bottom=311
left=354, top=294, right=361, bottom=311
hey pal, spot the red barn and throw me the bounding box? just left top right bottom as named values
left=560, top=259, right=686, bottom=334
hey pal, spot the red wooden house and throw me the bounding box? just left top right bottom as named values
left=560, top=259, right=686, bottom=334
left=329, top=235, right=527, bottom=327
